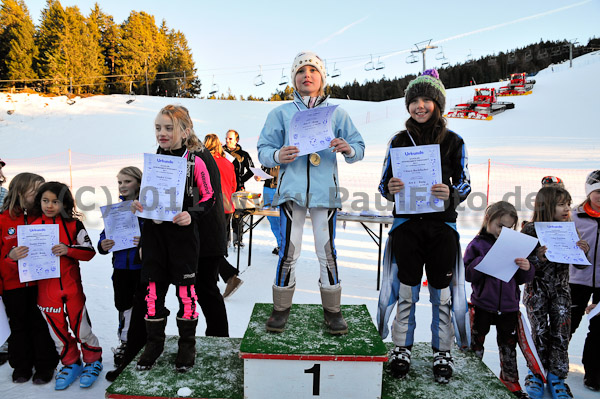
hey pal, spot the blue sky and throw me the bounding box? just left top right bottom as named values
left=24, top=0, right=599, bottom=99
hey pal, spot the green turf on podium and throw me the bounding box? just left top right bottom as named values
left=240, top=303, right=388, bottom=398
left=105, top=336, right=243, bottom=399
left=381, top=342, right=515, bottom=399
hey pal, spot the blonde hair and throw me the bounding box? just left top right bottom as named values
left=1, top=172, right=45, bottom=218
left=118, top=166, right=142, bottom=199
left=156, top=104, right=203, bottom=152
left=204, top=133, right=225, bottom=156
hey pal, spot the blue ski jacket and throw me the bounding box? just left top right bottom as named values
left=257, top=91, right=365, bottom=209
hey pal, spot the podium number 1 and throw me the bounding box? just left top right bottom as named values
left=304, top=364, right=321, bottom=395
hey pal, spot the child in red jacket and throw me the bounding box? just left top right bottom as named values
left=32, top=182, right=101, bottom=390
left=0, top=173, right=58, bottom=384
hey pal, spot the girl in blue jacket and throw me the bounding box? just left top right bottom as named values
left=464, top=201, right=534, bottom=398
left=257, top=51, right=365, bottom=335
left=98, top=166, right=143, bottom=367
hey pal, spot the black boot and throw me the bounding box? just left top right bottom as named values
left=266, top=308, right=291, bottom=332
left=136, top=318, right=167, bottom=371
left=323, top=309, right=349, bottom=335
left=175, top=317, right=198, bottom=372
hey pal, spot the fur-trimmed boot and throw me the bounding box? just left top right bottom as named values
left=136, top=318, right=167, bottom=371
left=266, top=284, right=295, bottom=332
left=175, top=317, right=198, bottom=372
left=320, top=285, right=348, bottom=335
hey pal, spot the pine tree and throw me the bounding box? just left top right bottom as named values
left=0, top=0, right=37, bottom=86
left=89, top=3, right=119, bottom=93
left=117, top=11, right=168, bottom=95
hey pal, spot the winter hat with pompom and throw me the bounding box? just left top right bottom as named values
left=404, top=69, right=446, bottom=113
left=585, top=170, right=600, bottom=197
left=291, top=51, right=326, bottom=93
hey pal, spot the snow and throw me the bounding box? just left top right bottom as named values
left=0, top=52, right=599, bottom=398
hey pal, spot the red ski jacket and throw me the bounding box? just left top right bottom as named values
left=0, top=211, right=39, bottom=291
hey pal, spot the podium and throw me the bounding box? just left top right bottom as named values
left=106, top=304, right=515, bottom=399
left=240, top=303, right=388, bottom=398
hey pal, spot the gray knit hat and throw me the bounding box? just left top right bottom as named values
left=404, top=69, right=446, bottom=113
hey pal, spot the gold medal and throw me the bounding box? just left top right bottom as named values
left=309, top=153, right=321, bottom=166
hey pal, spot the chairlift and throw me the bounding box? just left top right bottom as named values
left=254, top=65, right=265, bottom=87
left=364, top=54, right=375, bottom=71
left=435, top=47, right=445, bottom=60
left=331, top=63, right=341, bottom=78
left=209, top=75, right=219, bottom=96
left=524, top=49, right=533, bottom=62
left=551, top=47, right=561, bottom=57
left=406, top=54, right=418, bottom=64
left=488, top=57, right=497, bottom=66
left=441, top=61, right=450, bottom=68
left=278, top=68, right=288, bottom=86
left=374, top=56, right=385, bottom=70
left=507, top=53, right=517, bottom=65
left=126, top=81, right=135, bottom=104
left=465, top=49, right=474, bottom=64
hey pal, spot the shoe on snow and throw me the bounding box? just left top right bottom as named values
left=432, top=350, right=454, bottom=384
left=546, top=372, right=573, bottom=399
left=12, top=368, right=32, bottom=383
left=32, top=368, right=55, bottom=385
left=55, top=362, right=83, bottom=390
left=265, top=308, right=291, bottom=333
left=524, top=370, right=544, bottom=399
left=389, top=346, right=411, bottom=379
left=80, top=360, right=103, bottom=388
left=584, top=374, right=600, bottom=391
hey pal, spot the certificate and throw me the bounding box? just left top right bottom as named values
left=534, top=222, right=591, bottom=265
left=101, top=201, right=141, bottom=252
left=17, top=224, right=60, bottom=283
left=137, top=153, right=187, bottom=222
left=250, top=167, right=274, bottom=180
left=474, top=227, right=539, bottom=283
left=390, top=144, right=443, bottom=214
left=289, top=105, right=339, bottom=157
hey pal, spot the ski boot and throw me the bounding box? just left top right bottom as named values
left=432, top=350, right=454, bottom=384
left=112, top=341, right=127, bottom=368
left=546, top=372, right=573, bottom=399
left=55, top=361, right=83, bottom=390
left=524, top=370, right=544, bottom=399
left=80, top=360, right=103, bottom=388
left=388, top=346, right=411, bottom=379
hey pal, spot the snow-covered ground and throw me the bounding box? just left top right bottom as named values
left=0, top=52, right=599, bottom=398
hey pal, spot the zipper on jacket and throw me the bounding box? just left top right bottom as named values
left=333, top=174, right=338, bottom=199
left=306, top=158, right=311, bottom=207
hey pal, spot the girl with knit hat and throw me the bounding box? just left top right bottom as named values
left=569, top=170, right=600, bottom=391
left=377, top=69, right=471, bottom=384
left=257, top=51, right=365, bottom=335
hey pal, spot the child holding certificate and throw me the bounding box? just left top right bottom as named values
left=257, top=51, right=365, bottom=335
left=569, top=170, right=600, bottom=391
left=0, top=173, right=58, bottom=385
left=97, top=166, right=143, bottom=367
left=131, top=104, right=215, bottom=372
left=464, top=201, right=534, bottom=398
left=31, top=182, right=100, bottom=390
left=377, top=69, right=471, bottom=384
left=521, top=186, right=589, bottom=399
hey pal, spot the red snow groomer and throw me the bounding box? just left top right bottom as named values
left=497, top=72, right=536, bottom=96
left=445, top=88, right=514, bottom=121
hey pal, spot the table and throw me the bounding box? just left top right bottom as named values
left=233, top=208, right=393, bottom=290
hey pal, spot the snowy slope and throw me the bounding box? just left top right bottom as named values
left=0, top=52, right=599, bottom=398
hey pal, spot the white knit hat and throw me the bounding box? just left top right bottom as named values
left=585, top=170, right=600, bottom=197
left=291, top=51, right=326, bottom=92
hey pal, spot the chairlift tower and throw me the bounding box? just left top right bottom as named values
left=567, top=39, right=578, bottom=68
left=411, top=39, right=438, bottom=73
